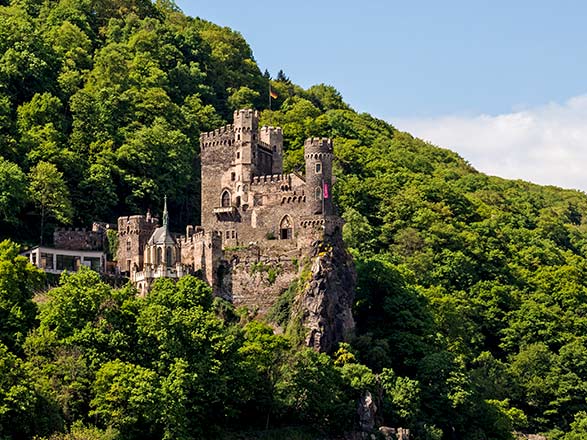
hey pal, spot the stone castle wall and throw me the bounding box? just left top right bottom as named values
left=54, top=227, right=105, bottom=251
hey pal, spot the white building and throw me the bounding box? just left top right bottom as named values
left=21, top=246, right=106, bottom=275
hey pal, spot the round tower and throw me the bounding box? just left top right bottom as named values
left=304, top=137, right=334, bottom=216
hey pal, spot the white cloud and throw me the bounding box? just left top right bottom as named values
left=393, top=95, right=587, bottom=192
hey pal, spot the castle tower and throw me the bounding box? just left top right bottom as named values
left=304, top=137, right=334, bottom=216
left=259, top=126, right=284, bottom=174
left=116, top=212, right=158, bottom=275
left=233, top=109, right=259, bottom=182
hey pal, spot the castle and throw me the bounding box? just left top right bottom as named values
left=115, top=109, right=354, bottom=349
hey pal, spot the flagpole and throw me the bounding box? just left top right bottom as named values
left=322, top=176, right=325, bottom=215
left=269, top=82, right=271, bottom=110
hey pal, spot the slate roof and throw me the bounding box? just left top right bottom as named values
left=147, top=196, right=176, bottom=245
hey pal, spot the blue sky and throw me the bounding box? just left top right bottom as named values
left=176, top=1, right=587, bottom=190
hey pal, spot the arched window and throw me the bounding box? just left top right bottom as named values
left=315, top=186, right=322, bottom=201
left=221, top=190, right=231, bottom=207
left=126, top=238, right=131, bottom=251
left=156, top=247, right=162, bottom=265
left=166, top=247, right=173, bottom=266
left=280, top=215, right=293, bottom=240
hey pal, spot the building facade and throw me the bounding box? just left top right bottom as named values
left=22, top=246, right=106, bottom=275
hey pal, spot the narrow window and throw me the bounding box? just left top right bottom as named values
left=273, top=145, right=277, bottom=152
left=236, top=151, right=241, bottom=159
left=231, top=172, right=236, bottom=181
left=166, top=247, right=172, bottom=266
left=126, top=238, right=131, bottom=251
left=221, top=190, right=231, bottom=207
left=156, top=248, right=162, bottom=265
left=315, top=163, right=322, bottom=174
left=315, top=186, right=322, bottom=201
left=226, top=231, right=230, bottom=239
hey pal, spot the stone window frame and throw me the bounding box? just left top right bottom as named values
left=315, top=162, right=322, bottom=174
left=315, top=186, right=322, bottom=201
left=221, top=190, right=231, bottom=207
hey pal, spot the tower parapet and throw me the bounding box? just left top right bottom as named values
left=199, top=124, right=235, bottom=150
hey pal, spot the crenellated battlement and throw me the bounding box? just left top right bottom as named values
left=260, top=126, right=283, bottom=135
left=200, top=124, right=236, bottom=150
left=199, top=124, right=234, bottom=139
left=251, top=173, right=290, bottom=184
left=117, top=214, right=158, bottom=229
left=304, top=137, right=333, bottom=154
left=55, top=226, right=90, bottom=233
left=233, top=109, right=260, bottom=120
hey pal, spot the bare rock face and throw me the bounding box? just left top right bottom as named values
left=297, top=236, right=356, bottom=353
left=357, top=391, right=377, bottom=432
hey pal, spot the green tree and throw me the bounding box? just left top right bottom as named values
left=276, top=349, right=352, bottom=432
left=0, top=157, right=26, bottom=226
left=0, top=239, right=43, bottom=352
left=0, top=342, right=39, bottom=439
left=90, top=360, right=161, bottom=440
left=28, top=161, right=73, bottom=244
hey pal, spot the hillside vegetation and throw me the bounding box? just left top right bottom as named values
left=2, top=1, right=587, bottom=439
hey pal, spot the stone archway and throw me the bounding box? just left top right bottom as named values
left=279, top=215, right=293, bottom=240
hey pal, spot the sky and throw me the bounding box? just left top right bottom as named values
left=175, top=0, right=587, bottom=191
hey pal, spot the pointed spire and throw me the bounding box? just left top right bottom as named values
left=162, top=195, right=169, bottom=227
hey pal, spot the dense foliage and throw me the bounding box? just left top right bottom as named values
left=2, top=0, right=587, bottom=439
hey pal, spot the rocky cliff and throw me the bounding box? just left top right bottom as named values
left=296, top=236, right=356, bottom=352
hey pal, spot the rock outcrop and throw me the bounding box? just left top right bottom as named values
left=297, top=236, right=356, bottom=352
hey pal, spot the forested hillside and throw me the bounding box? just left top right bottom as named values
left=2, top=1, right=587, bottom=439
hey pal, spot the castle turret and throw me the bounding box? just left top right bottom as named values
left=233, top=109, right=259, bottom=181
left=260, top=126, right=284, bottom=174
left=304, top=137, right=334, bottom=216
left=117, top=212, right=158, bottom=274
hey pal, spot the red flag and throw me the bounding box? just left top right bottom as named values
left=270, top=89, right=278, bottom=99
left=323, top=182, right=329, bottom=199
